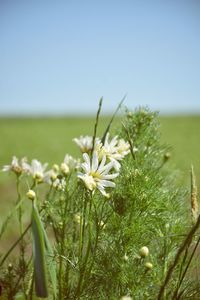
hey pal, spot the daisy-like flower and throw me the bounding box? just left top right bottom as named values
left=61, top=154, right=80, bottom=175
left=23, top=159, right=48, bottom=183
left=104, top=133, right=130, bottom=160
left=2, top=156, right=28, bottom=175
left=77, top=151, right=119, bottom=197
left=43, top=169, right=58, bottom=184
left=96, top=133, right=130, bottom=171
left=73, top=135, right=100, bottom=153
left=116, top=139, right=131, bottom=158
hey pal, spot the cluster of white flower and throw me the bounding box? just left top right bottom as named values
left=2, top=154, right=79, bottom=191
left=74, top=133, right=131, bottom=196
left=2, top=133, right=131, bottom=197
left=74, top=133, right=131, bottom=171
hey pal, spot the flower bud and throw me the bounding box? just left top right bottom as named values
left=34, top=172, right=43, bottom=182
left=27, top=189, right=36, bottom=201
left=58, top=222, right=63, bottom=229
left=144, top=262, right=153, bottom=270
left=127, top=111, right=133, bottom=118
left=8, top=263, right=13, bottom=271
left=123, top=253, right=129, bottom=262
left=50, top=172, right=57, bottom=181
left=139, top=246, right=149, bottom=258
left=121, top=296, right=132, bottom=300
left=53, top=164, right=59, bottom=172
left=61, top=163, right=69, bottom=175
left=164, top=152, right=171, bottom=161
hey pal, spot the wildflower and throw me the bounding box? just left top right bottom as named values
left=27, top=189, right=36, bottom=201
left=43, top=169, right=58, bottom=184
left=53, top=164, right=59, bottom=172
left=78, top=151, right=119, bottom=197
left=139, top=246, right=149, bottom=258
left=73, top=135, right=100, bottom=153
left=52, top=178, right=66, bottom=191
left=104, top=133, right=130, bottom=159
left=99, top=133, right=130, bottom=171
left=2, top=156, right=27, bottom=175
left=62, top=154, right=80, bottom=172
left=116, top=138, right=130, bottom=158
left=23, top=159, right=48, bottom=183
left=60, top=163, right=70, bottom=175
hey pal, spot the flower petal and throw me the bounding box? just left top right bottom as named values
left=97, top=180, right=115, bottom=188
left=91, top=151, right=98, bottom=172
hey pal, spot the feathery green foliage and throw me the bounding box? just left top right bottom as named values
left=0, top=106, right=200, bottom=299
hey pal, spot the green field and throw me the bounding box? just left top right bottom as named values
left=0, top=114, right=200, bottom=202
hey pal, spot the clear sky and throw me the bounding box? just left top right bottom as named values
left=0, top=0, right=200, bottom=115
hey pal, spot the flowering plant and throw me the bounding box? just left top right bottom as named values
left=0, top=103, right=199, bottom=300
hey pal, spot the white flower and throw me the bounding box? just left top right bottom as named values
left=43, top=169, right=58, bottom=184
left=96, top=133, right=130, bottom=171
left=60, top=163, right=70, bottom=175
left=63, top=154, right=80, bottom=171
left=73, top=135, right=100, bottom=153
left=116, top=139, right=130, bottom=158
left=2, top=156, right=28, bottom=175
left=104, top=133, right=130, bottom=160
left=52, top=178, right=66, bottom=191
left=23, top=159, right=48, bottom=182
left=78, top=151, right=119, bottom=196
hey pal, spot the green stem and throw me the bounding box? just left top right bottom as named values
left=0, top=207, right=44, bottom=267
left=58, top=180, right=69, bottom=300
left=79, top=194, right=87, bottom=261
left=174, top=235, right=200, bottom=299
left=16, top=177, right=23, bottom=234
left=157, top=214, right=200, bottom=300
left=76, top=192, right=93, bottom=299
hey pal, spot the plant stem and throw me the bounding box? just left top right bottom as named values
left=174, top=235, right=200, bottom=299
left=76, top=192, right=93, bottom=299
left=0, top=208, right=44, bottom=267
left=157, top=214, right=200, bottom=300
left=16, top=177, right=26, bottom=281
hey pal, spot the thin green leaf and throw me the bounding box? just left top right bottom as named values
left=92, top=97, right=103, bottom=153
left=101, top=95, right=126, bottom=144
left=32, top=203, right=48, bottom=298
left=43, top=227, right=57, bottom=298
left=0, top=197, right=24, bottom=240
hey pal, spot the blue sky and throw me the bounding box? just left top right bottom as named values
left=0, top=0, right=200, bottom=115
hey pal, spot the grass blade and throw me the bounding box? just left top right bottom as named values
left=101, top=95, right=126, bottom=144
left=0, top=197, right=24, bottom=240
left=32, top=203, right=48, bottom=298
left=43, top=227, right=57, bottom=298
left=92, top=97, right=103, bottom=153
